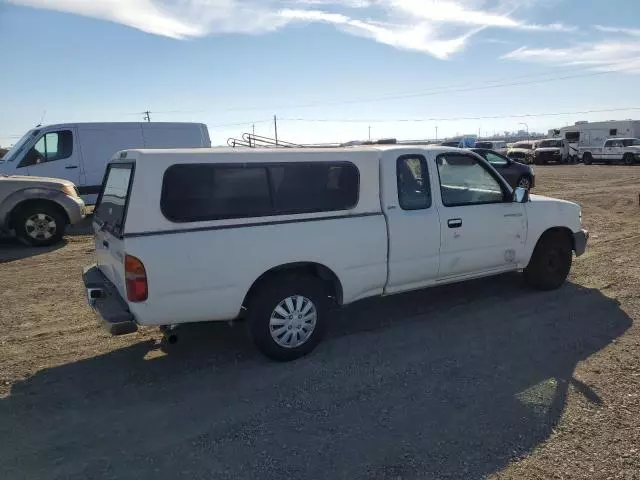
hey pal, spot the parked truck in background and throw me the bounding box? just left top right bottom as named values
left=549, top=119, right=640, bottom=163
left=0, top=123, right=211, bottom=203
left=580, top=138, right=640, bottom=165
left=533, top=138, right=572, bottom=164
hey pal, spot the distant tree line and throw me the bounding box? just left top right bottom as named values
left=0, top=148, right=8, bottom=158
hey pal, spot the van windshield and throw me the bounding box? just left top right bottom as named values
left=95, top=163, right=133, bottom=236
left=2, top=129, right=39, bottom=162
left=474, top=142, right=493, bottom=149
left=538, top=140, right=563, bottom=148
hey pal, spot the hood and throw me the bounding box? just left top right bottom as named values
left=535, top=147, right=561, bottom=153
left=529, top=193, right=578, bottom=208
left=508, top=148, right=532, bottom=153
left=0, top=175, right=73, bottom=188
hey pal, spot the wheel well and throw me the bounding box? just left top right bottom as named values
left=9, top=200, right=70, bottom=230
left=243, top=263, right=344, bottom=309
left=540, top=227, right=574, bottom=251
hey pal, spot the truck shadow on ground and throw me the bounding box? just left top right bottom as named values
left=0, top=237, right=65, bottom=263
left=0, top=216, right=92, bottom=263
left=0, top=276, right=631, bottom=480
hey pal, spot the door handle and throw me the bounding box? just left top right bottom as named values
left=65, top=165, right=78, bottom=169
left=447, top=218, right=462, bottom=228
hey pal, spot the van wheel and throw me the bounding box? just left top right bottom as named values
left=248, top=275, right=329, bottom=361
left=524, top=230, right=573, bottom=291
left=623, top=153, right=634, bottom=165
left=14, top=204, right=66, bottom=247
left=582, top=153, right=593, bottom=165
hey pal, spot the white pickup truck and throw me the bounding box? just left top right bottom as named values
left=581, top=138, right=640, bottom=165
left=83, top=146, right=588, bottom=361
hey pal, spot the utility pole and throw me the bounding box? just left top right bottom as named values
left=435, top=125, right=438, bottom=141
left=143, top=110, right=151, bottom=122
left=251, top=124, right=255, bottom=147
left=274, top=115, right=278, bottom=146
left=368, top=126, right=371, bottom=141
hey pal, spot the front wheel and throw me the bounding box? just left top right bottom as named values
left=14, top=204, right=67, bottom=247
left=524, top=230, right=573, bottom=291
left=517, top=175, right=532, bottom=190
left=248, top=275, right=329, bottom=361
left=582, top=153, right=593, bottom=165
left=623, top=153, right=635, bottom=165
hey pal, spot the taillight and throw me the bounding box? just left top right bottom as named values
left=125, top=254, right=148, bottom=302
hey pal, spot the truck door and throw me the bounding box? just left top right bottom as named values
left=382, top=153, right=441, bottom=294
left=434, top=152, right=526, bottom=279
left=15, top=128, right=80, bottom=185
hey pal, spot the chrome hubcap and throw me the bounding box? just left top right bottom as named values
left=25, top=213, right=57, bottom=240
left=269, top=295, right=317, bottom=349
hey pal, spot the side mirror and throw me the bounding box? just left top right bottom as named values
left=513, top=187, right=530, bottom=203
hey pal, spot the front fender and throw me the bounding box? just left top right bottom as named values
left=0, top=188, right=69, bottom=228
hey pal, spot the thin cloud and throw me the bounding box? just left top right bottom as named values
left=502, top=41, right=640, bottom=74
left=595, top=25, right=640, bottom=37
left=8, top=0, right=575, bottom=58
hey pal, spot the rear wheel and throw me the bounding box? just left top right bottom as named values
left=623, top=153, right=635, bottom=165
left=582, top=152, right=593, bottom=165
left=247, top=275, right=329, bottom=361
left=13, top=204, right=67, bottom=247
left=524, top=230, right=573, bottom=291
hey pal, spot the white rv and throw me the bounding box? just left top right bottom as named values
left=549, top=120, right=640, bottom=162
left=0, top=123, right=211, bottom=203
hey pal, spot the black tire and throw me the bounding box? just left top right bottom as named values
left=582, top=152, right=593, bottom=165
left=247, top=275, right=329, bottom=361
left=516, top=175, right=532, bottom=190
left=623, top=153, right=634, bottom=165
left=524, top=230, right=573, bottom=291
left=13, top=203, right=67, bottom=247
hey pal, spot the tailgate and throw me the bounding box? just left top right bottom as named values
left=93, top=163, right=134, bottom=299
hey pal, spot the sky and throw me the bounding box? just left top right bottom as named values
left=1, top=0, right=640, bottom=147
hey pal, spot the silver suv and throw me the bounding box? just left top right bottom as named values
left=0, top=175, right=85, bottom=246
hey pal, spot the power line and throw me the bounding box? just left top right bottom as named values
left=279, top=106, right=640, bottom=124
left=210, top=68, right=633, bottom=112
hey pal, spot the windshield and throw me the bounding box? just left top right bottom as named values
left=538, top=140, right=562, bottom=148
left=621, top=139, right=640, bottom=147
left=513, top=142, right=533, bottom=150
left=1, top=129, right=39, bottom=162
left=474, top=142, right=493, bottom=149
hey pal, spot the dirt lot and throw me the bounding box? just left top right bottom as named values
left=1, top=165, right=639, bottom=480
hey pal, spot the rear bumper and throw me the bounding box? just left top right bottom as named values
left=83, top=265, right=137, bottom=335
left=573, top=229, right=589, bottom=257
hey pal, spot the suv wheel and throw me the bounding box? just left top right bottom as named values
left=623, top=153, right=635, bottom=165
left=524, top=230, right=573, bottom=291
left=583, top=152, right=593, bottom=165
left=14, top=204, right=67, bottom=247
left=248, top=275, right=329, bottom=361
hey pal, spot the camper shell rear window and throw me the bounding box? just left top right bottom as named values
left=94, top=163, right=135, bottom=237
left=161, top=162, right=360, bottom=223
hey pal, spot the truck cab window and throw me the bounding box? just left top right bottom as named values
left=18, top=130, right=73, bottom=168
left=436, top=154, right=505, bottom=207
left=397, top=155, right=431, bottom=210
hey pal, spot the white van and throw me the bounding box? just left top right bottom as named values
left=83, top=146, right=587, bottom=361
left=0, top=123, right=211, bottom=203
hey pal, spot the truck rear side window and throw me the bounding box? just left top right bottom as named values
left=397, top=155, right=431, bottom=210
left=161, top=162, right=359, bottom=222
left=95, top=164, right=134, bottom=236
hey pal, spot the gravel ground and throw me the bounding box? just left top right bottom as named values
left=0, top=165, right=639, bottom=480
